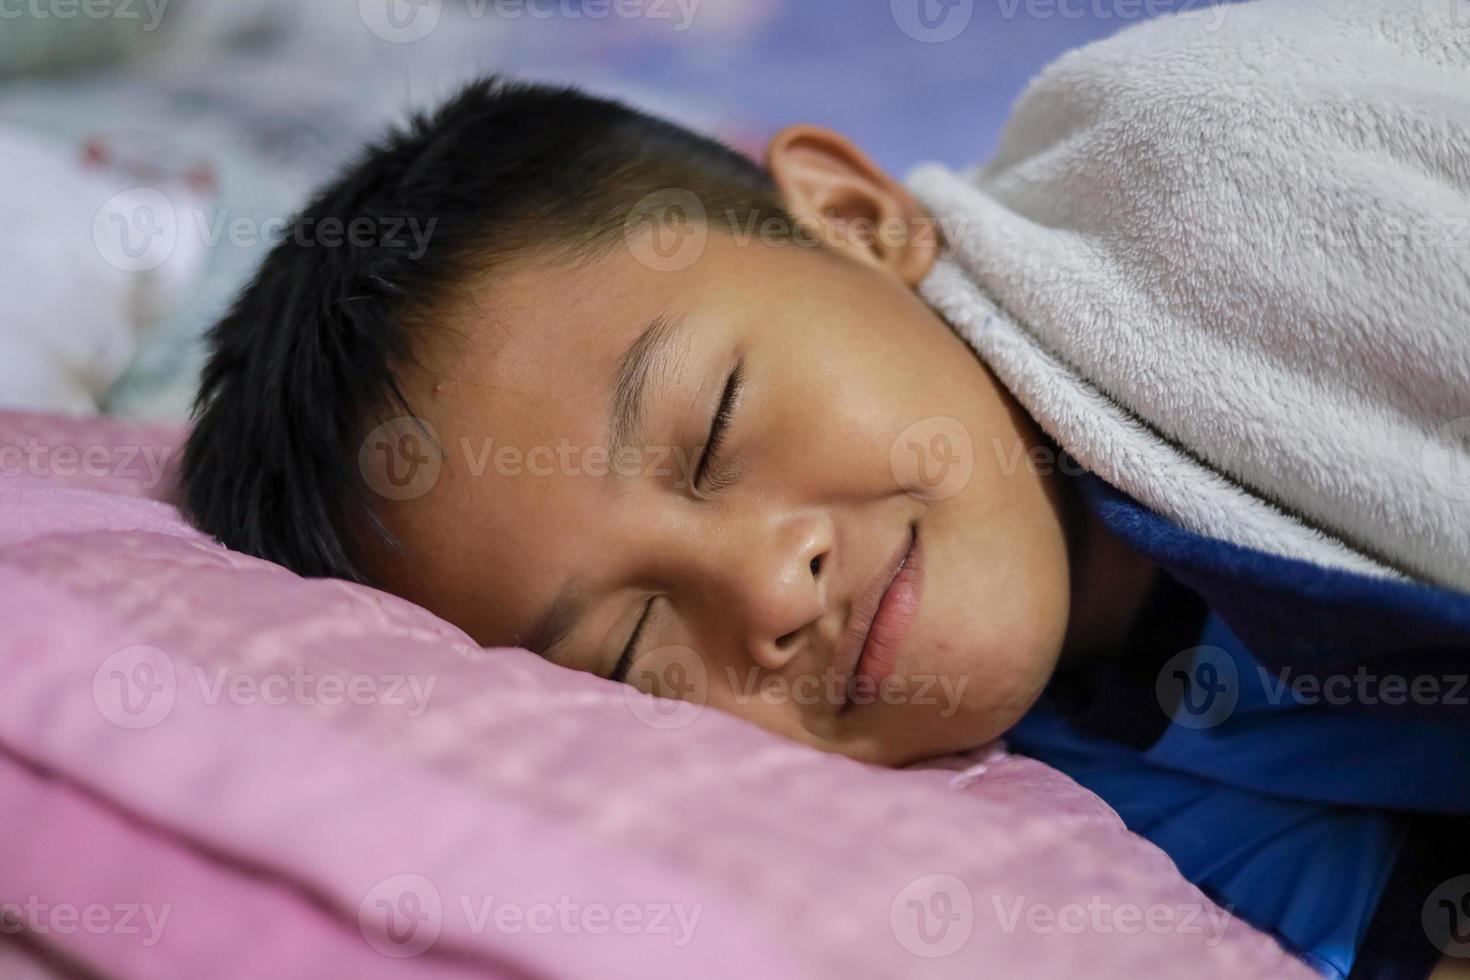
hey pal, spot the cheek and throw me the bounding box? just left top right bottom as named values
left=699, top=679, right=838, bottom=751
left=867, top=621, right=1059, bottom=765
left=915, top=570, right=1065, bottom=749
left=769, top=291, right=949, bottom=452
left=968, top=511, right=1070, bottom=703
left=891, top=476, right=1071, bottom=753
left=959, top=616, right=1061, bottom=730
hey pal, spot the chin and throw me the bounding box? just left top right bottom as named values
left=843, top=681, right=1044, bottom=767
left=894, top=638, right=1062, bottom=765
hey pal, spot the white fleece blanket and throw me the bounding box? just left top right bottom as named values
left=907, top=0, right=1470, bottom=595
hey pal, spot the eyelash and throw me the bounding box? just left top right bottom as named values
left=612, top=361, right=745, bottom=683
left=610, top=598, right=654, bottom=683
left=692, top=361, right=743, bottom=494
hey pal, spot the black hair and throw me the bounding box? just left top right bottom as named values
left=180, top=76, right=792, bottom=584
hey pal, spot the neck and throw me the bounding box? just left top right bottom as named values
left=1055, top=477, right=1159, bottom=672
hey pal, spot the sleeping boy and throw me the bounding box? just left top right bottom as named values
left=179, top=0, right=1470, bottom=977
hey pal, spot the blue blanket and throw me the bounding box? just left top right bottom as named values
left=1008, top=473, right=1470, bottom=979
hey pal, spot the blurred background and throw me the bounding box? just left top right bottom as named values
left=0, top=0, right=1227, bottom=422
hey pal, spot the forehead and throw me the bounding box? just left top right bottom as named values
left=428, top=240, right=694, bottom=446
left=450, top=249, right=653, bottom=394
left=375, top=243, right=697, bottom=648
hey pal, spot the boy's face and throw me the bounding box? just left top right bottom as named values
left=367, top=128, right=1077, bottom=766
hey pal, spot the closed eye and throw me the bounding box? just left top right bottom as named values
left=610, top=597, right=655, bottom=683
left=611, top=361, right=743, bottom=682
left=693, top=359, right=743, bottom=493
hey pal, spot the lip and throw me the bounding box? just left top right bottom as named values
left=836, top=523, right=922, bottom=712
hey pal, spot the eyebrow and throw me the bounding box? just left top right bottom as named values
left=607, top=312, right=686, bottom=468
left=523, top=312, right=686, bottom=658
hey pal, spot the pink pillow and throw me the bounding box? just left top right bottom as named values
left=0, top=409, right=1313, bottom=979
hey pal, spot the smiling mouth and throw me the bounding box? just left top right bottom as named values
left=838, top=523, right=923, bottom=713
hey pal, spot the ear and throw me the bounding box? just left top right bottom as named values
left=764, top=124, right=939, bottom=286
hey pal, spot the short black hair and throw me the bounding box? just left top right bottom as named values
left=181, top=76, right=792, bottom=584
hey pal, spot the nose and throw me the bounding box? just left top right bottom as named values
left=721, top=509, right=832, bottom=673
